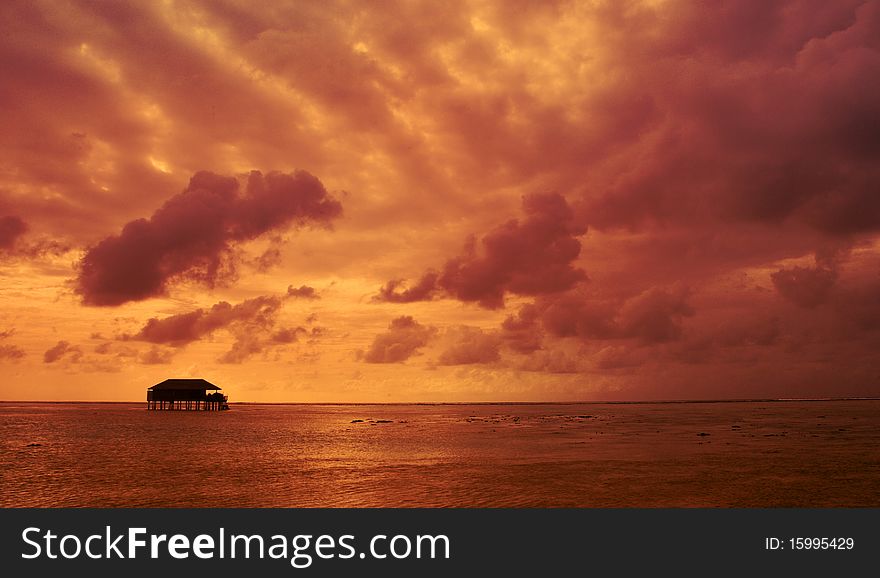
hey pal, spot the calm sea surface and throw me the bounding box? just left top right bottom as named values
left=1, top=401, right=878, bottom=507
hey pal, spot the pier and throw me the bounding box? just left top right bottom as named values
left=147, top=378, right=229, bottom=411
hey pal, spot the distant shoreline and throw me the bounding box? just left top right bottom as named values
left=2, top=397, right=879, bottom=406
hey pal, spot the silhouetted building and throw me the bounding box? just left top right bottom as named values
left=147, top=378, right=228, bottom=411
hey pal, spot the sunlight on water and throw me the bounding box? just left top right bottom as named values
left=1, top=401, right=878, bottom=507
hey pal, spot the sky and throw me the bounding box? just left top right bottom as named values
left=1, top=0, right=879, bottom=402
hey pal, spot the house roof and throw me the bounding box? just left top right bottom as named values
left=149, top=378, right=221, bottom=390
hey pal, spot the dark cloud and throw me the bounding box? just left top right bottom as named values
left=0, top=344, right=26, bottom=361
left=76, top=170, right=342, bottom=306
left=673, top=316, right=782, bottom=364
left=43, top=340, right=81, bottom=364
left=540, top=293, right=617, bottom=341
left=129, top=309, right=211, bottom=346
left=271, top=327, right=307, bottom=343
left=575, top=1, right=880, bottom=239
left=537, top=284, right=694, bottom=345
left=592, top=346, right=646, bottom=371
left=438, top=327, right=501, bottom=365
left=771, top=264, right=838, bottom=308
left=93, top=342, right=113, bottom=354
left=364, top=316, right=436, bottom=363
left=375, top=193, right=587, bottom=308
left=414, top=285, right=696, bottom=370
left=712, top=317, right=781, bottom=348
left=0, top=215, right=68, bottom=259
left=373, top=272, right=438, bottom=303
left=93, top=342, right=138, bottom=358
left=617, top=285, right=694, bottom=344
left=0, top=215, right=27, bottom=250
left=19, top=238, right=70, bottom=258
left=253, top=242, right=283, bottom=273
left=126, top=295, right=282, bottom=346
left=500, top=303, right=543, bottom=353
left=438, top=193, right=587, bottom=308
left=518, top=349, right=583, bottom=374
left=3, top=0, right=879, bottom=398
left=287, top=284, right=320, bottom=299
left=835, top=278, right=880, bottom=332
left=122, top=295, right=296, bottom=364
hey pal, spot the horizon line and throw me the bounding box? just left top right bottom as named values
left=1, top=397, right=879, bottom=406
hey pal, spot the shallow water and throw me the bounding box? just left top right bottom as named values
left=1, top=401, right=878, bottom=507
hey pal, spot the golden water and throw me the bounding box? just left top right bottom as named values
left=1, top=400, right=878, bottom=507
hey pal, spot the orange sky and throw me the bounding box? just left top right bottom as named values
left=1, top=0, right=879, bottom=402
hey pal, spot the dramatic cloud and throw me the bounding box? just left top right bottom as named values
left=562, top=1, right=880, bottom=238
left=437, top=193, right=587, bottom=308
left=364, top=316, right=436, bottom=363
left=376, top=193, right=587, bottom=308
left=76, top=170, right=342, bottom=306
left=287, top=285, right=319, bottom=300
left=3, top=1, right=880, bottom=400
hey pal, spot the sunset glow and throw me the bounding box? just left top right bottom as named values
left=1, top=0, right=879, bottom=402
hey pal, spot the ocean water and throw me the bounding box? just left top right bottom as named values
left=1, top=401, right=878, bottom=507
